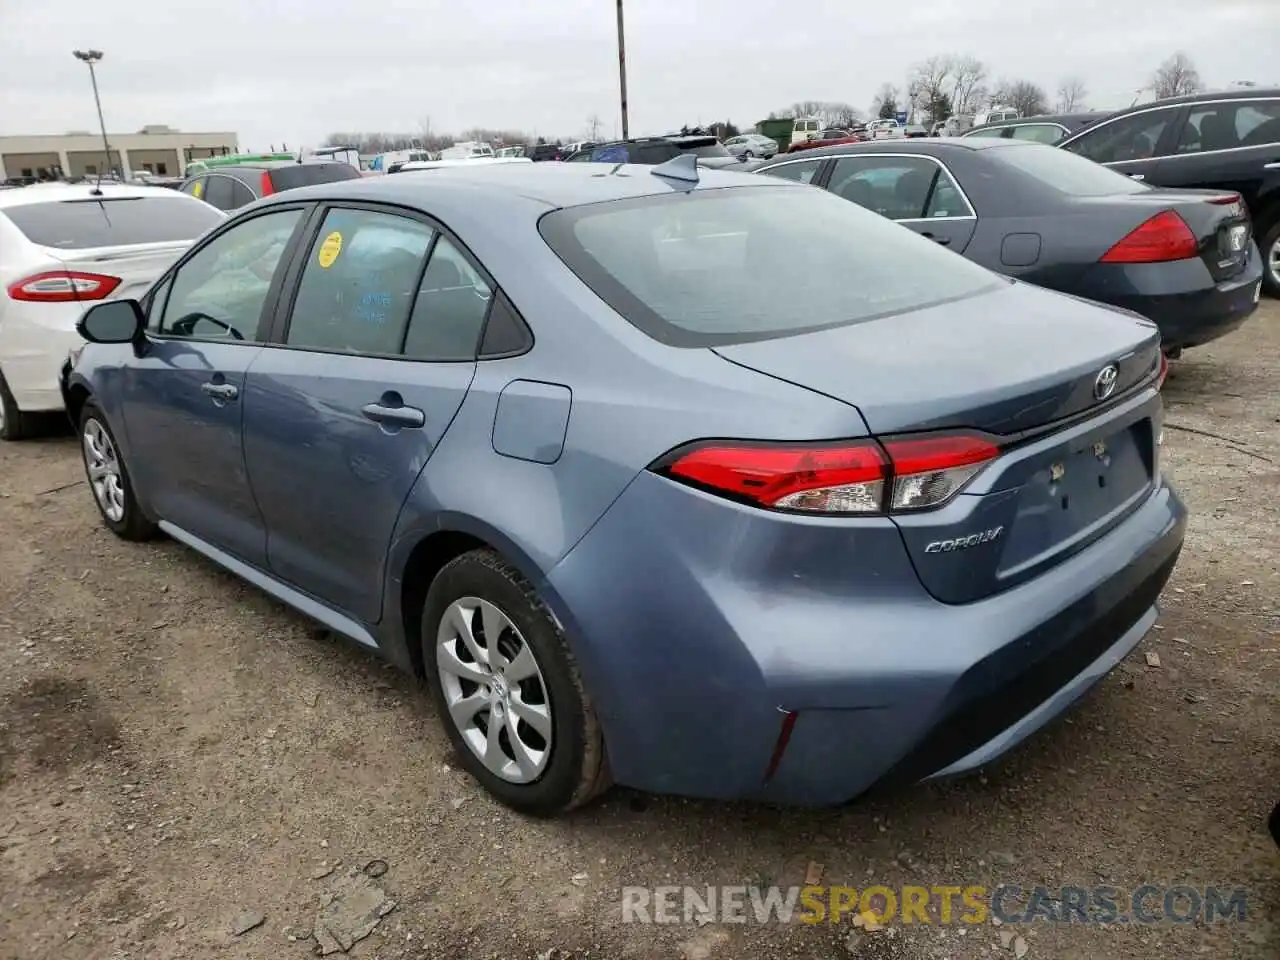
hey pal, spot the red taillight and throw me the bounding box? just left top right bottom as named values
left=1207, top=193, right=1243, bottom=206
left=6, top=271, right=122, bottom=303
left=657, top=432, right=1000, bottom=515
left=1100, top=210, right=1198, bottom=264
left=1157, top=351, right=1169, bottom=390
left=259, top=171, right=275, bottom=196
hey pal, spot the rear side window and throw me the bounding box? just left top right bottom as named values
left=1009, top=124, right=1066, bottom=144
left=2, top=196, right=224, bottom=249
left=539, top=185, right=1000, bottom=347
left=760, top=159, right=823, bottom=184
left=1062, top=109, right=1176, bottom=163
left=994, top=143, right=1151, bottom=196
left=267, top=163, right=362, bottom=193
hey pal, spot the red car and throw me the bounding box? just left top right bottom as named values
left=785, top=128, right=867, bottom=153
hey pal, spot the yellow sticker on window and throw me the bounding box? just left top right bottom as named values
left=191, top=180, right=203, bottom=198
left=317, top=231, right=343, bottom=269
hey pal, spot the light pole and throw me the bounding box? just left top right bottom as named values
left=615, top=0, right=629, bottom=139
left=72, top=49, right=114, bottom=180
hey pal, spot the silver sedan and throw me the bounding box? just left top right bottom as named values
left=723, top=134, right=779, bottom=159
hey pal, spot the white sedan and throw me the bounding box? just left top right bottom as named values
left=0, top=182, right=224, bottom=440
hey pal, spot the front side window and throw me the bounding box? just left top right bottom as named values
left=1179, top=100, right=1280, bottom=154
left=759, top=159, right=823, bottom=184
left=1062, top=109, right=1175, bottom=163
left=157, top=208, right=303, bottom=342
left=539, top=185, right=1000, bottom=347
left=285, top=208, right=434, bottom=356
left=964, top=127, right=1008, bottom=139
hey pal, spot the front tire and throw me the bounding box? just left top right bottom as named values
left=422, top=549, right=609, bottom=815
left=79, top=400, right=158, bottom=541
left=743, top=150, right=755, bottom=159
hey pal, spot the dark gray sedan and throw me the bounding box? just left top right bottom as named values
left=755, top=139, right=1263, bottom=353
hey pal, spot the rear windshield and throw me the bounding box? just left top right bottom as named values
left=267, top=163, right=362, bottom=192
left=539, top=185, right=1001, bottom=346
left=993, top=143, right=1151, bottom=197
left=2, top=196, right=224, bottom=249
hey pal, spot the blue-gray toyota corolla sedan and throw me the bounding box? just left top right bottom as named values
left=61, top=159, right=1186, bottom=815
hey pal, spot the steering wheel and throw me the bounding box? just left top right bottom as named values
left=169, top=312, right=244, bottom=340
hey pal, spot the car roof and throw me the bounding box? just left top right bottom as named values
left=0, top=181, right=190, bottom=210
left=263, top=160, right=791, bottom=217
left=966, top=111, right=1111, bottom=133
left=1131, top=86, right=1280, bottom=108
left=765, top=137, right=1031, bottom=161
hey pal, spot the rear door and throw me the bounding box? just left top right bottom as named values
left=121, top=205, right=310, bottom=565
left=1059, top=105, right=1183, bottom=184
left=1154, top=97, right=1280, bottom=212
left=823, top=154, right=977, bottom=252
left=243, top=203, right=490, bottom=623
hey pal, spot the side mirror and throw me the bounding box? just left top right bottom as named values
left=77, top=299, right=144, bottom=344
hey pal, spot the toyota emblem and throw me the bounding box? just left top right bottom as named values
left=1093, top=363, right=1119, bottom=401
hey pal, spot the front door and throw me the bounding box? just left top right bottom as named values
left=243, top=204, right=493, bottom=623
left=822, top=154, right=978, bottom=252
left=120, top=206, right=308, bottom=565
left=1153, top=97, right=1280, bottom=210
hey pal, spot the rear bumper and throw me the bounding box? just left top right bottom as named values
left=544, top=469, right=1186, bottom=805
left=1080, top=247, right=1262, bottom=350
left=0, top=319, right=82, bottom=413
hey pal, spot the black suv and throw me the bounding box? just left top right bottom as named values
left=1057, top=89, right=1280, bottom=295
left=178, top=160, right=362, bottom=213
left=529, top=144, right=564, bottom=162
left=563, top=136, right=744, bottom=169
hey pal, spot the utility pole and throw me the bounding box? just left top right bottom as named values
left=616, top=0, right=629, bottom=139
left=73, top=50, right=113, bottom=179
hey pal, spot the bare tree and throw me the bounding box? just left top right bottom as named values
left=1055, top=77, right=1088, bottom=112
left=586, top=114, right=603, bottom=141
left=1152, top=52, right=1203, bottom=100
left=947, top=55, right=987, bottom=117
left=871, top=83, right=900, bottom=120
left=990, top=79, right=1049, bottom=118
left=909, top=55, right=954, bottom=125
left=824, top=102, right=863, bottom=128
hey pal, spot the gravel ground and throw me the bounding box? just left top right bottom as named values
left=1, top=303, right=1277, bottom=960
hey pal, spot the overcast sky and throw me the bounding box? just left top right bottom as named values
left=0, top=0, right=1276, bottom=149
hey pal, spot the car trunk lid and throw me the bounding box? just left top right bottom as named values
left=713, top=280, right=1164, bottom=602
left=44, top=240, right=190, bottom=301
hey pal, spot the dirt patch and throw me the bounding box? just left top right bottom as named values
left=2, top=675, right=121, bottom=775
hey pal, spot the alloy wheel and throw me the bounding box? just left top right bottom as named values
left=1268, top=235, right=1280, bottom=290
left=83, top=419, right=126, bottom=522
left=436, top=597, right=553, bottom=783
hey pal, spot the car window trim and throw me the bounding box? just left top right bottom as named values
left=1057, top=101, right=1223, bottom=160
left=1159, top=97, right=1280, bottom=159
left=264, top=199, right=505, bottom=364
left=145, top=201, right=316, bottom=346
left=821, top=152, right=978, bottom=221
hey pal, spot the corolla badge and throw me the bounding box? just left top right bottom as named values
left=924, top=526, right=1004, bottom=554
left=1093, top=363, right=1119, bottom=401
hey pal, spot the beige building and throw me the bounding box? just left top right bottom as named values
left=0, top=124, right=238, bottom=181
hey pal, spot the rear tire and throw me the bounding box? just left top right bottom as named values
left=422, top=549, right=610, bottom=816
left=743, top=150, right=755, bottom=159
left=0, top=370, right=35, bottom=442
left=78, top=399, right=158, bottom=541
left=1260, top=220, right=1280, bottom=298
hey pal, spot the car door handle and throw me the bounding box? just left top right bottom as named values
left=200, top=381, right=238, bottom=401
left=361, top=402, right=425, bottom=429
left=921, top=233, right=952, bottom=246
left=1129, top=174, right=1145, bottom=181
